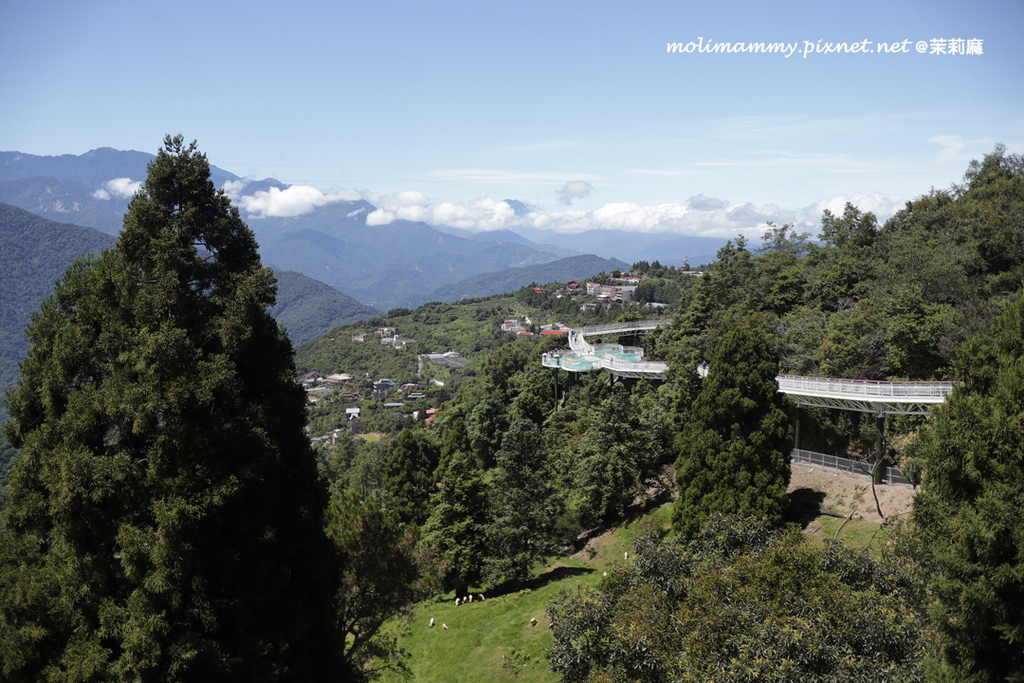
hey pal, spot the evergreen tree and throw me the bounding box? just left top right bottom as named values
left=420, top=444, right=488, bottom=596
left=0, top=136, right=334, bottom=681
left=672, top=326, right=793, bottom=538
left=327, top=492, right=420, bottom=682
left=382, top=427, right=438, bottom=527
left=484, top=419, right=554, bottom=586
left=913, top=289, right=1024, bottom=682
left=434, top=414, right=473, bottom=477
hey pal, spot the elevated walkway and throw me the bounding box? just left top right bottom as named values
left=777, top=374, right=954, bottom=416
left=542, top=320, right=671, bottom=379
left=541, top=321, right=956, bottom=410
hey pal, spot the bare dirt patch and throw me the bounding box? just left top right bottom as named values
left=788, top=463, right=915, bottom=526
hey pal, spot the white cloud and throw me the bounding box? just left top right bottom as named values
left=220, top=178, right=900, bottom=241
left=365, top=192, right=515, bottom=230
left=686, top=193, right=729, bottom=211
left=804, top=193, right=900, bottom=223
left=551, top=200, right=795, bottom=238
left=557, top=180, right=594, bottom=205
left=358, top=190, right=808, bottom=239
left=222, top=179, right=250, bottom=199
left=236, top=185, right=360, bottom=218
left=93, top=177, right=142, bottom=200
left=514, top=192, right=899, bottom=240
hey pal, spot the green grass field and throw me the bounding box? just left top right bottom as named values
left=381, top=504, right=674, bottom=681
left=381, top=495, right=885, bottom=681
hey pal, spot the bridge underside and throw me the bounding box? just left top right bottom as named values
left=787, top=394, right=946, bottom=416
left=777, top=375, right=953, bottom=416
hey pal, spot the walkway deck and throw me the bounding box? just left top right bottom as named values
left=542, top=320, right=672, bottom=379
left=541, top=321, right=956, bottom=412
left=777, top=374, right=954, bottom=415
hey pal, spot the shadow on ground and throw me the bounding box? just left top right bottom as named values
left=787, top=487, right=826, bottom=529
left=487, top=566, right=595, bottom=599
left=572, top=484, right=675, bottom=551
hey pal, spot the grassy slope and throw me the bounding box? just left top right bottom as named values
left=384, top=480, right=894, bottom=682
left=383, top=506, right=675, bottom=682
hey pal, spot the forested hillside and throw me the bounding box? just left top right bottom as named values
left=0, top=204, right=115, bottom=387
left=408, top=253, right=629, bottom=306
left=268, top=269, right=378, bottom=345
left=291, top=146, right=1024, bottom=681
left=0, top=204, right=115, bottom=499
left=2, top=144, right=1023, bottom=681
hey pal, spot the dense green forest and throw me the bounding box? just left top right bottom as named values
left=268, top=268, right=378, bottom=345
left=2, top=142, right=1023, bottom=681
left=0, top=204, right=377, bottom=505
left=289, top=144, right=1024, bottom=681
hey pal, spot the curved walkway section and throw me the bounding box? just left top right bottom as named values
left=542, top=321, right=956, bottom=408
left=543, top=319, right=672, bottom=379
left=777, top=374, right=954, bottom=416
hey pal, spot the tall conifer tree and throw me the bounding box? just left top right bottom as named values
left=672, top=326, right=793, bottom=539
left=913, top=290, right=1024, bottom=682
left=0, top=136, right=334, bottom=681
left=484, top=418, right=554, bottom=586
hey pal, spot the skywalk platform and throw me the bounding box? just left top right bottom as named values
left=776, top=374, right=954, bottom=416
left=541, top=320, right=671, bottom=379
left=540, top=320, right=956, bottom=410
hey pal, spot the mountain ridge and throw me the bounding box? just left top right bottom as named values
left=0, top=146, right=711, bottom=309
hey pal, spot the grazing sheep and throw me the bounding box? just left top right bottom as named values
left=624, top=551, right=629, bottom=560
left=468, top=594, right=473, bottom=603
left=455, top=597, right=460, bottom=606
left=442, top=623, right=449, bottom=630
left=530, top=617, right=537, bottom=627
left=478, top=594, right=485, bottom=601
left=429, top=618, right=435, bottom=628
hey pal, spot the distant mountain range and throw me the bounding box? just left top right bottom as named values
left=242, top=201, right=564, bottom=308
left=0, top=147, right=728, bottom=310
left=509, top=226, right=725, bottom=268
left=409, top=254, right=629, bottom=307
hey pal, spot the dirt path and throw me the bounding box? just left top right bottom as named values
left=788, top=463, right=915, bottom=525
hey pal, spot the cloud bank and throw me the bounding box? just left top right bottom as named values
left=361, top=192, right=514, bottom=230
left=92, top=177, right=142, bottom=200
left=226, top=181, right=900, bottom=240
left=229, top=183, right=361, bottom=218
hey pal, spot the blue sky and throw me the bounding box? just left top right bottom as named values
left=3, top=0, right=1021, bottom=238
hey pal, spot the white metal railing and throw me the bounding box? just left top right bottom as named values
left=542, top=351, right=667, bottom=377
left=601, top=358, right=668, bottom=375
left=777, top=375, right=953, bottom=401
left=791, top=449, right=913, bottom=487
left=577, top=319, right=671, bottom=337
